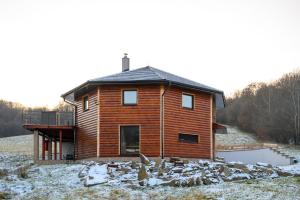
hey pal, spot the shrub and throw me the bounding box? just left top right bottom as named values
left=17, top=166, right=28, bottom=179
left=0, top=169, right=8, bottom=178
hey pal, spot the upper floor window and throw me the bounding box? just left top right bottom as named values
left=123, top=90, right=137, bottom=105
left=83, top=96, right=89, bottom=111
left=182, top=93, right=194, bottom=109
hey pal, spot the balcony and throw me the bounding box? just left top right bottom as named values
left=22, top=111, right=76, bottom=163
left=22, top=111, right=74, bottom=126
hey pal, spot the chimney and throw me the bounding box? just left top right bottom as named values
left=122, top=53, right=130, bottom=72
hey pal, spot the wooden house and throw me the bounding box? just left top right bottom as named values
left=24, top=54, right=224, bottom=163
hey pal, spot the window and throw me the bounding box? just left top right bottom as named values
left=179, top=133, right=198, bottom=143
left=83, top=96, right=89, bottom=111
left=182, top=94, right=194, bottom=109
left=123, top=90, right=137, bottom=105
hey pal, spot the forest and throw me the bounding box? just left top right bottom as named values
left=0, top=100, right=72, bottom=138
left=218, top=69, right=300, bottom=144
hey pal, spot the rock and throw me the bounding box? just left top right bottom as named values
left=195, top=176, right=202, bottom=185
left=138, top=164, right=148, bottom=181
left=140, top=154, right=150, bottom=165
left=157, top=167, right=165, bottom=177
left=170, top=157, right=181, bottom=163
left=172, top=167, right=183, bottom=173
left=131, top=161, right=138, bottom=169
left=139, top=180, right=146, bottom=186
left=161, top=159, right=166, bottom=169
left=0, top=168, right=8, bottom=178
left=256, top=162, right=272, bottom=168
left=78, top=167, right=88, bottom=178
left=187, top=177, right=195, bottom=187
left=233, top=163, right=250, bottom=173
left=174, top=161, right=184, bottom=167
left=223, top=166, right=231, bottom=177
left=183, top=159, right=189, bottom=164
left=202, top=177, right=212, bottom=185
left=108, top=163, right=119, bottom=168
left=160, top=179, right=176, bottom=187
left=276, top=170, right=293, bottom=177
left=119, top=167, right=131, bottom=174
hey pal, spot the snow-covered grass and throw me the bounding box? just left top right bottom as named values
left=0, top=135, right=32, bottom=154
left=1, top=134, right=300, bottom=199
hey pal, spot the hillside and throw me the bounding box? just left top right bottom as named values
left=218, top=70, right=300, bottom=145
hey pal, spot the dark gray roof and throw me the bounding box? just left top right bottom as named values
left=62, top=66, right=225, bottom=108
left=90, top=66, right=223, bottom=93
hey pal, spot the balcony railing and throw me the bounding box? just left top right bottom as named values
left=22, top=111, right=74, bottom=126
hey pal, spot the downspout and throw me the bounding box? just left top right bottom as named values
left=63, top=98, right=77, bottom=160
left=161, top=81, right=171, bottom=159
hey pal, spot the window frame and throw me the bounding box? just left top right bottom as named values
left=178, top=133, right=199, bottom=144
left=182, top=93, right=194, bottom=110
left=122, top=89, right=138, bottom=106
left=83, top=96, right=89, bottom=111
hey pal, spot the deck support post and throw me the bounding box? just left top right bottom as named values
left=54, top=138, right=57, bottom=160
left=42, top=135, right=45, bottom=160
left=48, top=138, right=52, bottom=160
left=59, top=130, right=63, bottom=160
left=33, top=130, right=39, bottom=162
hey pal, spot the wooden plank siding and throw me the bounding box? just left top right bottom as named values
left=75, top=90, right=98, bottom=159
left=164, top=86, right=213, bottom=159
left=73, top=84, right=213, bottom=159
left=99, top=85, right=161, bottom=157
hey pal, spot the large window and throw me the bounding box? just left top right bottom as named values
left=83, top=96, right=89, bottom=111
left=123, top=90, right=137, bottom=105
left=182, top=93, right=194, bottom=109
left=120, top=126, right=140, bottom=156
left=179, top=133, right=198, bottom=144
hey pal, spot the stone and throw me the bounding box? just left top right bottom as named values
left=183, top=159, right=189, bottom=164
left=172, top=167, right=183, bottom=173
left=202, top=177, right=212, bottom=185
left=157, top=167, right=165, bottom=177
left=0, top=168, right=8, bottom=178
left=131, top=161, right=138, bottom=169
left=174, top=161, right=184, bottom=167
left=276, top=170, right=293, bottom=177
left=195, top=176, right=202, bottom=185
left=233, top=163, right=250, bottom=173
left=139, top=180, right=146, bottom=186
left=161, top=159, right=166, bottom=169
left=161, top=179, right=176, bottom=187
left=256, top=162, right=272, bottom=168
left=187, top=177, right=195, bottom=187
left=138, top=165, right=148, bottom=181
left=170, top=157, right=181, bottom=163
left=108, top=163, right=119, bottom=168
left=140, top=154, right=150, bottom=165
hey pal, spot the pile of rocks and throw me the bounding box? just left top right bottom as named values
left=79, top=154, right=298, bottom=187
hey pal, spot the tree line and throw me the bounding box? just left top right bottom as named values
left=0, top=100, right=72, bottom=138
left=217, top=69, right=300, bottom=144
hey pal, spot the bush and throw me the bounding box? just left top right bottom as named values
left=0, top=192, right=9, bottom=200
left=0, top=169, right=8, bottom=178
left=17, top=166, right=28, bottom=179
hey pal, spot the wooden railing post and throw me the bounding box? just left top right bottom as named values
left=42, top=135, right=45, bottom=160
left=59, top=130, right=63, bottom=160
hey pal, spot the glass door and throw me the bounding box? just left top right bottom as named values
left=120, top=126, right=140, bottom=156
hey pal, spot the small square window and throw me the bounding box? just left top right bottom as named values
left=123, top=90, right=137, bottom=105
left=83, top=96, right=89, bottom=111
left=179, top=133, right=198, bottom=144
left=182, top=94, right=194, bottom=109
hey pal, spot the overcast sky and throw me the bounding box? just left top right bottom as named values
left=0, top=0, right=300, bottom=108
